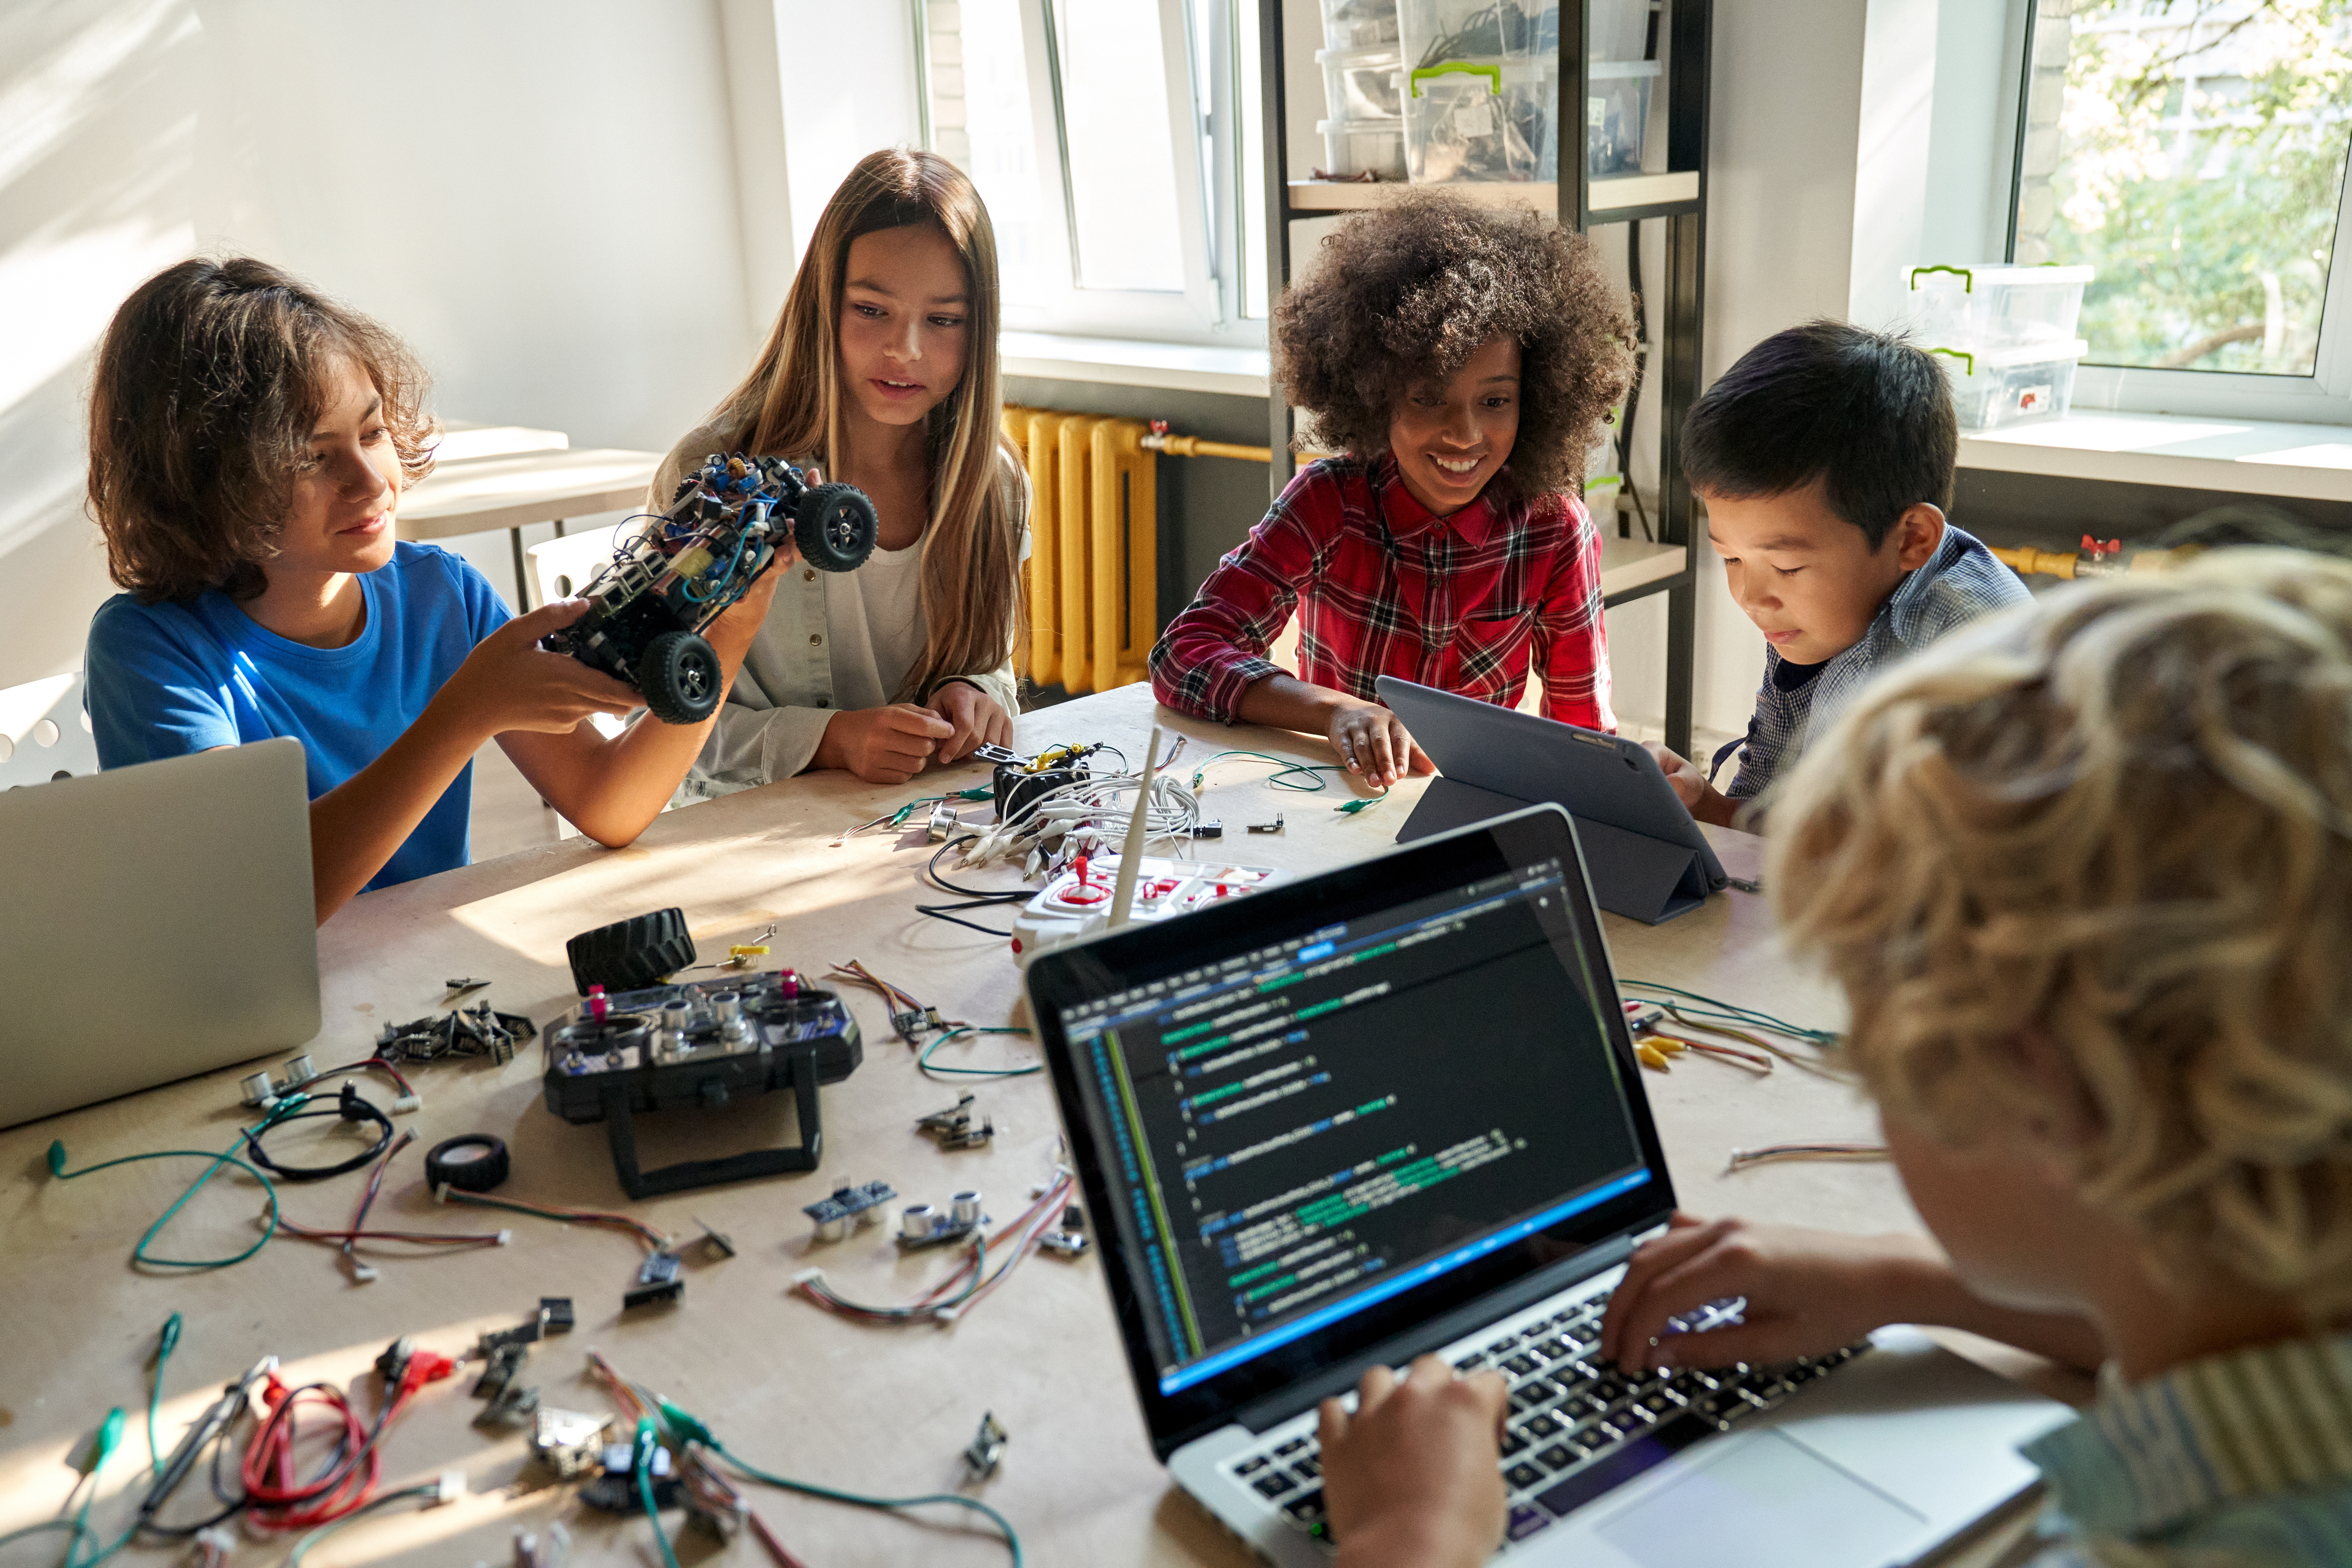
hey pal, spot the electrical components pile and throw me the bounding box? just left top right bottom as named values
left=14, top=1317, right=470, bottom=1565
left=955, top=740, right=1203, bottom=878
left=794, top=1162, right=1083, bottom=1325
left=373, top=995, right=536, bottom=1069
left=913, top=739, right=1280, bottom=962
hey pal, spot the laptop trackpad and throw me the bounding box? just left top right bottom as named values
left=1593, top=1431, right=1924, bottom=1568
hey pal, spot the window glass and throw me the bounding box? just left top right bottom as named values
left=1238, top=0, right=1269, bottom=318
left=946, top=0, right=1052, bottom=307
left=1053, top=0, right=1188, bottom=291
left=2016, top=0, right=2352, bottom=376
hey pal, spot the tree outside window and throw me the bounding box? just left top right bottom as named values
left=2014, top=0, right=2352, bottom=377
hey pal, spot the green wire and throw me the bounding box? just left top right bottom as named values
left=1189, top=750, right=1349, bottom=794
left=45, top=1099, right=301, bottom=1270
left=887, top=784, right=998, bottom=828
left=635, top=1418, right=681, bottom=1568
left=66, top=1521, right=133, bottom=1568
left=147, top=1314, right=180, bottom=1482
left=917, top=1026, right=1041, bottom=1080
left=283, top=1485, right=438, bottom=1566
left=1617, top=980, right=1839, bottom=1045
left=0, top=1522, right=98, bottom=1560
left=709, top=1441, right=1023, bottom=1565
left=613, top=1390, right=1024, bottom=1564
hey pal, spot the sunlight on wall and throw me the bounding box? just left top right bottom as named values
left=0, top=216, right=196, bottom=423
left=0, top=0, right=192, bottom=189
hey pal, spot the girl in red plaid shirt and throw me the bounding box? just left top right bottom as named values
left=1149, top=191, right=1635, bottom=786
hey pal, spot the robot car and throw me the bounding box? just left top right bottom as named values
left=543, top=454, right=880, bottom=724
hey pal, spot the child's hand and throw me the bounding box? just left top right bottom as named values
left=1599, top=1213, right=1931, bottom=1372
left=814, top=704, right=955, bottom=784
left=1330, top=699, right=1434, bottom=788
left=1642, top=743, right=1739, bottom=828
left=925, top=681, right=1013, bottom=763
left=442, top=600, right=646, bottom=737
left=1321, top=1356, right=1508, bottom=1568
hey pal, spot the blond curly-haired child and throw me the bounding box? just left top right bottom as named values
left=1318, top=548, right=2352, bottom=1568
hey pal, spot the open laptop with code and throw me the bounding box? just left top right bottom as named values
left=1024, top=803, right=2070, bottom=1567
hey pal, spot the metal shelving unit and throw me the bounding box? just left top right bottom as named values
left=1257, top=0, right=1711, bottom=754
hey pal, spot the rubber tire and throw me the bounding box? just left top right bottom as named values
left=638, top=630, right=722, bottom=725
left=795, top=482, right=879, bottom=573
left=566, top=908, right=697, bottom=995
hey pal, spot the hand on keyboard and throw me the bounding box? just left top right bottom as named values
left=1318, top=1354, right=1510, bottom=1568
left=1599, top=1211, right=1935, bottom=1373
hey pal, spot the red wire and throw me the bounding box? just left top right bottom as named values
left=240, top=1380, right=381, bottom=1530
left=238, top=1352, right=453, bottom=1530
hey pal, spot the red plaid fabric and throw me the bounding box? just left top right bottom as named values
left=1149, top=455, right=1613, bottom=731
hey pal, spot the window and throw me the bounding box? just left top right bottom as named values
left=2009, top=0, right=2352, bottom=419
left=918, top=0, right=1268, bottom=342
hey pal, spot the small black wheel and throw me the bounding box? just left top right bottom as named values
left=638, top=630, right=722, bottom=725
left=565, top=908, right=697, bottom=995
left=795, top=482, right=879, bottom=573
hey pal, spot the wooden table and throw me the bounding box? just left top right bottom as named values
left=0, top=683, right=2071, bottom=1565
left=399, top=448, right=662, bottom=608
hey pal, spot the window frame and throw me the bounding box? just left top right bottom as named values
left=922, top=0, right=1268, bottom=347
left=2002, top=0, right=2352, bottom=425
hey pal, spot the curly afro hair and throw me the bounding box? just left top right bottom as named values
left=1276, top=190, right=1635, bottom=499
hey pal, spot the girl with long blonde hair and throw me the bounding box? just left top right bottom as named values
left=649, top=148, right=1026, bottom=789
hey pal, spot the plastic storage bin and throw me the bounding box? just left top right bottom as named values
left=1316, top=117, right=1407, bottom=181
left=1319, top=44, right=1405, bottom=123
left=1588, top=59, right=1659, bottom=176
left=1902, top=263, right=2094, bottom=351
left=1937, top=339, right=2088, bottom=432
left=1321, top=0, right=1401, bottom=52
left=1404, top=57, right=1557, bottom=183
left=1397, top=1, right=1661, bottom=184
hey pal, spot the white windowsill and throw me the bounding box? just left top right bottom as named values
left=1000, top=331, right=1271, bottom=398
left=1958, top=410, right=2352, bottom=502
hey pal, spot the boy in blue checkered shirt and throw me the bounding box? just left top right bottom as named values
left=1646, top=322, right=2027, bottom=824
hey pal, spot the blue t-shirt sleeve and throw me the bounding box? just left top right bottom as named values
left=84, top=598, right=239, bottom=768
left=433, top=547, right=513, bottom=645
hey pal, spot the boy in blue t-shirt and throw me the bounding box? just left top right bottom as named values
left=1646, top=322, right=2027, bottom=822
left=83, top=258, right=781, bottom=922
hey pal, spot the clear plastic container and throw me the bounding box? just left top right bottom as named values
left=1318, top=44, right=1405, bottom=123
left=1404, top=56, right=1557, bottom=183
left=1321, top=0, right=1401, bottom=52
left=1902, top=263, right=2095, bottom=352
left=1316, top=116, right=1407, bottom=181
left=1936, top=339, right=2087, bottom=431
left=1397, top=1, right=1659, bottom=184
left=1587, top=59, right=1659, bottom=176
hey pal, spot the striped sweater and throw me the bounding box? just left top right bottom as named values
left=2021, top=1334, right=2352, bottom=1565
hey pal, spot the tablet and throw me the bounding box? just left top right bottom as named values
left=1374, top=675, right=1727, bottom=923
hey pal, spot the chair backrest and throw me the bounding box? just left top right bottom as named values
left=0, top=671, right=103, bottom=791
left=529, top=524, right=630, bottom=609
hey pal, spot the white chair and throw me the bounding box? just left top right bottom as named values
left=528, top=522, right=630, bottom=610
left=0, top=671, right=102, bottom=791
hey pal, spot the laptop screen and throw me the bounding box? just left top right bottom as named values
left=1026, top=804, right=1675, bottom=1456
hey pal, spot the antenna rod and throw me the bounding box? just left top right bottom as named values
left=1108, top=726, right=1166, bottom=929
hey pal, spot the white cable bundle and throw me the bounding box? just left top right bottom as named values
left=956, top=746, right=1199, bottom=873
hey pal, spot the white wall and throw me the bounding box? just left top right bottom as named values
left=1604, top=0, right=1872, bottom=743
left=0, top=0, right=767, bottom=692
left=1847, top=0, right=2012, bottom=334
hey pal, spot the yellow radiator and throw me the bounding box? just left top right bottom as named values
left=1002, top=407, right=1157, bottom=695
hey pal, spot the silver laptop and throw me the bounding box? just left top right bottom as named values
left=1023, top=804, right=2069, bottom=1566
left=0, top=739, right=319, bottom=1126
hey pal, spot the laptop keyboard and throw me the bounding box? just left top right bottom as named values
left=1223, top=1290, right=1869, bottom=1552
